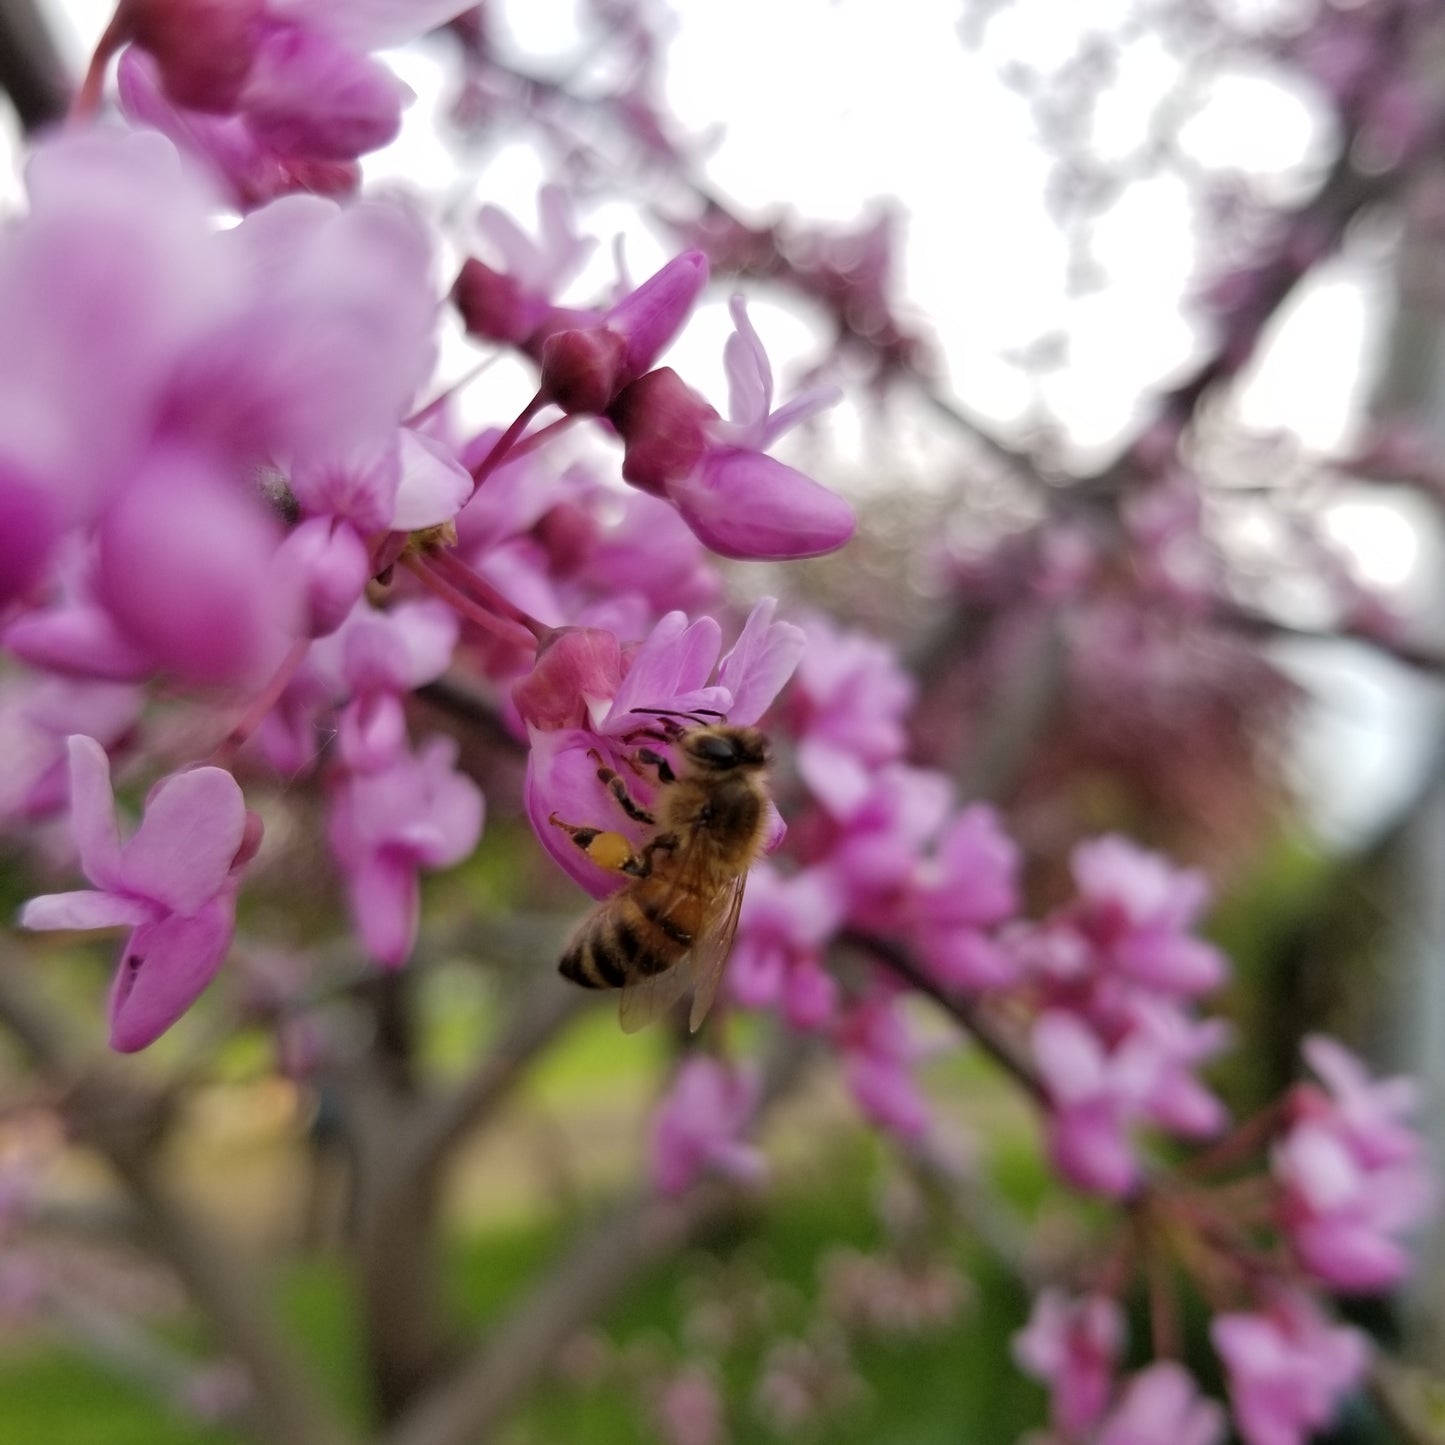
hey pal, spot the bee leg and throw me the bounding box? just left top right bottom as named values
left=633, top=747, right=676, bottom=784
left=585, top=749, right=656, bottom=825
left=548, top=814, right=636, bottom=872
left=621, top=832, right=679, bottom=878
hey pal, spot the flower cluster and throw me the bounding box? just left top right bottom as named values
left=1274, top=1034, right=1434, bottom=1292
left=0, top=7, right=1436, bottom=1445
left=1015, top=1283, right=1368, bottom=1445
left=6, top=4, right=856, bottom=1052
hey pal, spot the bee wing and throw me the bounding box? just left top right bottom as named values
left=618, top=958, right=694, bottom=1034
left=685, top=869, right=748, bottom=1032
left=616, top=814, right=751, bottom=1034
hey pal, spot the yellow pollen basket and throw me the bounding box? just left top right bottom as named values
left=585, top=830, right=634, bottom=871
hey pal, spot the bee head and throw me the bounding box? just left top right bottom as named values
left=680, top=725, right=770, bottom=773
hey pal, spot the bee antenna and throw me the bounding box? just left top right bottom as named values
left=628, top=706, right=728, bottom=725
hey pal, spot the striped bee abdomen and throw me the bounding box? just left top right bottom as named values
left=559, top=897, right=684, bottom=989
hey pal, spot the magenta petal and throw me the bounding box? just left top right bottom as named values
left=243, top=27, right=408, bottom=161
left=20, top=890, right=155, bottom=932
left=339, top=693, right=406, bottom=772
left=795, top=736, right=872, bottom=818
left=349, top=851, right=419, bottom=967
left=4, top=602, right=155, bottom=682
left=525, top=727, right=652, bottom=899
left=722, top=295, right=771, bottom=437
left=606, top=251, right=709, bottom=375
left=96, top=445, right=286, bottom=687
left=391, top=429, right=472, bottom=530
left=119, top=766, right=247, bottom=914
left=608, top=612, right=722, bottom=723
left=65, top=735, right=124, bottom=889
left=716, top=597, right=805, bottom=725
left=407, top=738, right=485, bottom=866
left=108, top=896, right=235, bottom=1052
left=0, top=469, right=62, bottom=608
left=671, top=450, right=856, bottom=561
left=273, top=517, right=368, bottom=638
left=513, top=626, right=624, bottom=731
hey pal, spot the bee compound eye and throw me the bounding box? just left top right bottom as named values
left=691, top=732, right=739, bottom=766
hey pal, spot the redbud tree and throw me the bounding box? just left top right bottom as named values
left=0, top=2, right=1441, bottom=1443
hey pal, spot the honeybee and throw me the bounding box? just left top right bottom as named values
left=550, top=719, right=772, bottom=1032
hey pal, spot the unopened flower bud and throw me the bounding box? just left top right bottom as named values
left=610, top=368, right=715, bottom=493
left=125, top=0, right=264, bottom=112
left=540, top=326, right=628, bottom=414
left=451, top=258, right=539, bottom=345
left=514, top=626, right=623, bottom=730
left=606, top=250, right=708, bottom=374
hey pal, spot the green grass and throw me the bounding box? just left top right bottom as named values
left=0, top=1154, right=1042, bottom=1445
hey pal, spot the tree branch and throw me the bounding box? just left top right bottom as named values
left=845, top=930, right=1047, bottom=1107
left=407, top=975, right=587, bottom=1177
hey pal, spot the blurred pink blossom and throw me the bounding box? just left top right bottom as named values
left=20, top=735, right=260, bottom=1051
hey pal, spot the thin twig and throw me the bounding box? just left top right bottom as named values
left=844, top=931, right=1047, bottom=1106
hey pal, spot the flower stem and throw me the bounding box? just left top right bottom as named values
left=71, top=10, right=128, bottom=121
left=402, top=555, right=539, bottom=652
left=469, top=392, right=546, bottom=491
left=422, top=549, right=551, bottom=641
left=209, top=638, right=312, bottom=767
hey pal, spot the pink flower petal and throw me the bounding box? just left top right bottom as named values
left=722, top=294, right=771, bottom=440
left=119, top=765, right=247, bottom=914
left=108, top=895, right=235, bottom=1052
left=390, top=429, right=472, bottom=530
left=65, top=735, right=123, bottom=889
left=525, top=726, right=652, bottom=899
left=671, top=450, right=857, bottom=561
left=19, top=890, right=156, bottom=932
left=243, top=26, right=408, bottom=161
left=349, top=852, right=419, bottom=968
left=717, top=597, right=804, bottom=726
left=608, top=612, right=723, bottom=723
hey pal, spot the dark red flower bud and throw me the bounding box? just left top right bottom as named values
left=124, top=0, right=263, bottom=112
left=451, top=258, right=536, bottom=345
left=609, top=368, right=715, bottom=494
left=539, top=327, right=627, bottom=414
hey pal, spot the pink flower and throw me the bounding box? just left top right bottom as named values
left=309, top=598, right=458, bottom=773
left=19, top=736, right=259, bottom=1051
left=1274, top=1035, right=1433, bottom=1292
left=787, top=613, right=914, bottom=816
left=823, top=765, right=953, bottom=902
left=650, top=1056, right=765, bottom=1197
left=611, top=297, right=854, bottom=561
left=908, top=804, right=1021, bottom=991
left=839, top=995, right=930, bottom=1141
left=114, top=0, right=472, bottom=206
left=518, top=599, right=801, bottom=898
left=729, top=863, right=844, bottom=1029
left=1032, top=1010, right=1153, bottom=1198
left=1212, top=1290, right=1369, bottom=1445
left=534, top=251, right=709, bottom=406
left=1068, top=836, right=1227, bottom=997
left=1097, top=1363, right=1225, bottom=1445
left=1012, top=1288, right=1125, bottom=1438
left=0, top=674, right=143, bottom=826
left=326, top=735, right=484, bottom=967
